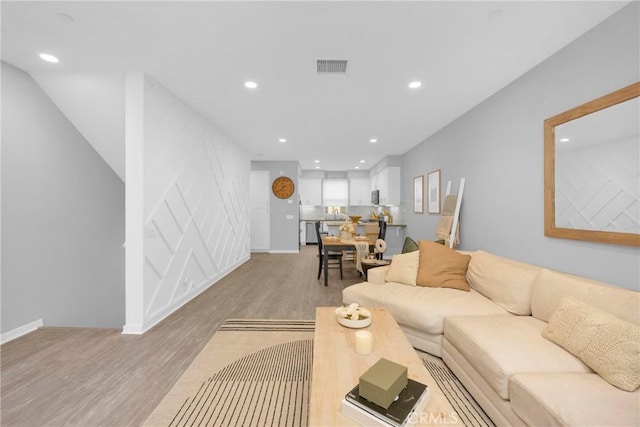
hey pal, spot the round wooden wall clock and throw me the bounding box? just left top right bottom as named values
left=272, top=176, right=295, bottom=199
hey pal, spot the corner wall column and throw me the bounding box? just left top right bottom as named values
left=123, top=72, right=145, bottom=334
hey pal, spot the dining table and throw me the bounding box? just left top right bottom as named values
left=321, top=236, right=375, bottom=286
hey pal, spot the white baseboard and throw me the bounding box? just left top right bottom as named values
left=269, top=249, right=300, bottom=254
left=1, top=318, right=44, bottom=344
left=121, top=324, right=143, bottom=335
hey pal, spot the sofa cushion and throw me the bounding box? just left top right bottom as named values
left=385, top=251, right=420, bottom=286
left=543, top=297, right=640, bottom=391
left=367, top=265, right=391, bottom=284
left=466, top=251, right=540, bottom=315
left=531, top=268, right=640, bottom=325
left=444, top=315, right=591, bottom=400
left=510, top=373, right=640, bottom=427
left=416, top=241, right=470, bottom=291
left=342, top=281, right=507, bottom=337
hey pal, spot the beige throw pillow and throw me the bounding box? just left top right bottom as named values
left=415, top=241, right=470, bottom=292
left=466, top=251, right=539, bottom=315
left=385, top=251, right=420, bottom=286
left=543, top=297, right=640, bottom=392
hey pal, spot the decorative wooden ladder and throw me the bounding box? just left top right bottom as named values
left=443, top=178, right=466, bottom=249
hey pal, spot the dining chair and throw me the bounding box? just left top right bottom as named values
left=315, top=221, right=343, bottom=280
left=364, top=222, right=380, bottom=242
left=376, top=219, right=387, bottom=259
left=377, top=219, right=387, bottom=240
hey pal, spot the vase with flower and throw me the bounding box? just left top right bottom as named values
left=339, top=221, right=355, bottom=240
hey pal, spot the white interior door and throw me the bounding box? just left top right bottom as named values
left=250, top=171, right=270, bottom=252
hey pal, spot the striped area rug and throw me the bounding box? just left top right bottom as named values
left=418, top=353, right=495, bottom=427
left=144, top=319, right=493, bottom=427
left=143, top=320, right=314, bottom=427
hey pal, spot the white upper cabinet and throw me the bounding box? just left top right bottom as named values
left=370, top=166, right=401, bottom=205
left=349, top=178, right=371, bottom=206
left=299, top=178, right=322, bottom=205
left=322, top=179, right=349, bottom=206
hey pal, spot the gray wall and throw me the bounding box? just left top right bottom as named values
left=251, top=161, right=300, bottom=252
left=402, top=3, right=639, bottom=290
left=1, top=62, right=125, bottom=332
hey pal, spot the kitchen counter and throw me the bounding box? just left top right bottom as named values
left=301, top=219, right=406, bottom=227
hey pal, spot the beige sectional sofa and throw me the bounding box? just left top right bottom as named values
left=342, top=250, right=640, bottom=426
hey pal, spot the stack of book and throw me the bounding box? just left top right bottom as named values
left=341, top=378, right=430, bottom=427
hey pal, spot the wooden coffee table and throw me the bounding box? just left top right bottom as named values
left=309, top=307, right=462, bottom=426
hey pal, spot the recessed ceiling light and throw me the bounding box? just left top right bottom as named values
left=369, top=138, right=378, bottom=143
left=408, top=81, right=422, bottom=89
left=39, top=53, right=59, bottom=63
left=355, top=166, right=360, bottom=169
left=359, top=160, right=365, bottom=163
left=315, top=166, right=320, bottom=169
left=560, top=138, right=570, bottom=142
left=244, top=81, right=258, bottom=89
left=278, top=138, right=287, bottom=143
left=314, top=160, right=320, bottom=163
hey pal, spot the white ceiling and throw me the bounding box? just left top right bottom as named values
left=1, top=1, right=630, bottom=179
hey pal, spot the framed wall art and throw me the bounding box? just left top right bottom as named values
left=413, top=175, right=424, bottom=213
left=427, top=169, right=441, bottom=214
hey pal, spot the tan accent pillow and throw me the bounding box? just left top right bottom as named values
left=385, top=251, right=420, bottom=286
left=543, top=297, right=640, bottom=391
left=415, top=241, right=470, bottom=291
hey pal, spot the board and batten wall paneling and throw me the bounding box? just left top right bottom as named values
left=124, top=75, right=250, bottom=333
left=401, top=3, right=639, bottom=290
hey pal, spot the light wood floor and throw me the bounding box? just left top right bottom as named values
left=0, top=245, right=364, bottom=427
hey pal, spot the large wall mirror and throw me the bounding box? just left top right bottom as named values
left=544, top=82, right=640, bottom=247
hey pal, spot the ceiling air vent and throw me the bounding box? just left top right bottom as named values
left=317, top=59, right=348, bottom=74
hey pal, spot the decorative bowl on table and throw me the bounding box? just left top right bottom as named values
left=335, top=303, right=372, bottom=328
left=349, top=215, right=362, bottom=224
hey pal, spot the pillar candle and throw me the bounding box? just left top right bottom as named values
left=355, top=330, right=373, bottom=355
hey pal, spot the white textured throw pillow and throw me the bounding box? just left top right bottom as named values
left=385, top=251, right=420, bottom=286
left=543, top=297, right=640, bottom=392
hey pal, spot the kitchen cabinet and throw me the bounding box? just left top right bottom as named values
left=349, top=178, right=371, bottom=206
left=370, top=166, right=401, bottom=206
left=370, top=172, right=380, bottom=193
left=299, top=178, right=322, bottom=205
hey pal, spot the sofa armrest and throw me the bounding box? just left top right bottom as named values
left=368, top=265, right=391, bottom=284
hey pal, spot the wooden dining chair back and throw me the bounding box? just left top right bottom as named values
left=315, top=221, right=343, bottom=280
